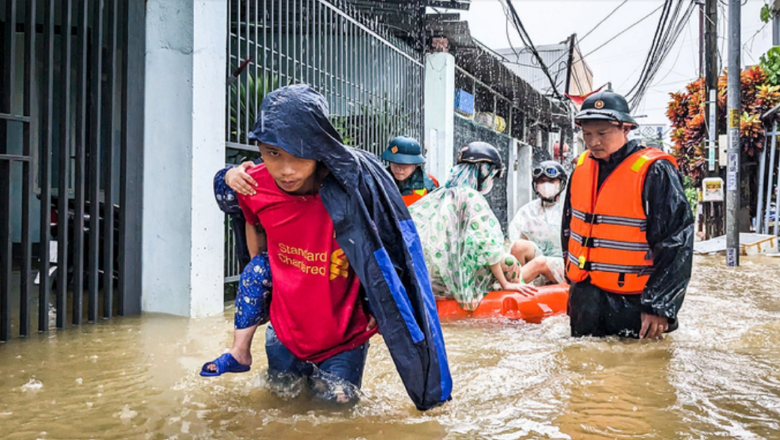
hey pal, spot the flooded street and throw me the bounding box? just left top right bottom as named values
left=2, top=256, right=780, bottom=439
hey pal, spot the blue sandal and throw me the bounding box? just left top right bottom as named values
left=200, top=353, right=251, bottom=377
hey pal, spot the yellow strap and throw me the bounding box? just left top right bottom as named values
left=414, top=189, right=427, bottom=196
left=577, top=152, right=588, bottom=166
left=631, top=154, right=650, bottom=172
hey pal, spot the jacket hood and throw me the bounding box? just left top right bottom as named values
left=248, top=84, right=358, bottom=185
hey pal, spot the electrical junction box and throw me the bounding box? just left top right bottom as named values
left=702, top=177, right=724, bottom=202
left=454, top=89, right=474, bottom=117
left=718, top=134, right=728, bottom=167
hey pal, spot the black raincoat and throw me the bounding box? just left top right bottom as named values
left=247, top=84, right=452, bottom=410
left=561, top=139, right=694, bottom=337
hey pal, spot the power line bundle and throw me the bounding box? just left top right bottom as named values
left=625, top=0, right=697, bottom=110
left=498, top=0, right=565, bottom=100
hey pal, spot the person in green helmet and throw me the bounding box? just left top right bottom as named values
left=381, top=136, right=439, bottom=206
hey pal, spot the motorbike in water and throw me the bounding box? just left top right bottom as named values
left=34, top=195, right=120, bottom=292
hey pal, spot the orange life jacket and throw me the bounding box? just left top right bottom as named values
left=401, top=175, right=439, bottom=207
left=565, top=148, right=677, bottom=294
left=403, top=189, right=429, bottom=207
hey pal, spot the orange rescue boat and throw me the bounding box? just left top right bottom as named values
left=436, top=284, right=569, bottom=323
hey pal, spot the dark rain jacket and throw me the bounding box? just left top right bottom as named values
left=392, top=167, right=439, bottom=196
left=238, top=84, right=451, bottom=410
left=561, top=139, right=694, bottom=324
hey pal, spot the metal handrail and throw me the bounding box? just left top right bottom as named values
left=455, top=65, right=517, bottom=107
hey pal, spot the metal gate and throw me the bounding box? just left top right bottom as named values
left=0, top=0, right=145, bottom=341
left=223, top=0, right=425, bottom=282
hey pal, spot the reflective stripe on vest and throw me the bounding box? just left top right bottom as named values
left=569, top=230, right=651, bottom=252
left=565, top=148, right=676, bottom=294
left=570, top=208, right=648, bottom=230
left=567, top=252, right=654, bottom=275
left=402, top=189, right=428, bottom=207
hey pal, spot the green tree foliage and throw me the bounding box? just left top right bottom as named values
left=761, top=3, right=774, bottom=23
left=760, top=46, right=780, bottom=86
left=683, top=176, right=698, bottom=211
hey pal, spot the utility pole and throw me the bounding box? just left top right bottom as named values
left=704, top=0, right=721, bottom=239
left=699, top=1, right=704, bottom=78
left=563, top=33, right=576, bottom=165
left=705, top=0, right=718, bottom=172
left=726, top=0, right=741, bottom=267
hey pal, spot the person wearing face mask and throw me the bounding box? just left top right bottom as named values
left=563, top=90, right=693, bottom=340
left=508, top=161, right=568, bottom=286
left=381, top=136, right=439, bottom=207
left=408, top=142, right=539, bottom=311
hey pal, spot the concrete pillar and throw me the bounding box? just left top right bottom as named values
left=424, top=53, right=456, bottom=183
left=142, top=0, right=226, bottom=317
left=774, top=0, right=780, bottom=45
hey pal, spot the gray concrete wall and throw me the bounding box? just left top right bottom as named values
left=453, top=114, right=513, bottom=233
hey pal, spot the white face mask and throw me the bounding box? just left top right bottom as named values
left=537, top=182, right=561, bottom=199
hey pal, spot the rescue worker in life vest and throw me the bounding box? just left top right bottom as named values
left=381, top=136, right=439, bottom=206
left=562, top=90, right=694, bottom=339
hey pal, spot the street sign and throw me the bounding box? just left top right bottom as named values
left=729, top=108, right=739, bottom=128
left=727, top=173, right=737, bottom=191
left=702, top=177, right=724, bottom=202
left=727, top=149, right=738, bottom=191
left=727, top=248, right=738, bottom=267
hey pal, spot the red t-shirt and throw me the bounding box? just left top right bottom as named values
left=238, top=164, right=376, bottom=362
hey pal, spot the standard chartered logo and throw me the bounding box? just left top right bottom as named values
left=277, top=242, right=349, bottom=280
left=329, top=249, right=349, bottom=280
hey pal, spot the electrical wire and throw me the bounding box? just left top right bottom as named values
left=581, top=4, right=665, bottom=60
left=497, top=0, right=635, bottom=101
left=624, top=0, right=697, bottom=110
left=579, top=0, right=630, bottom=43
left=627, top=5, right=692, bottom=94
left=499, top=0, right=565, bottom=100
left=625, top=0, right=676, bottom=98
left=536, top=0, right=631, bottom=89
left=744, top=22, right=770, bottom=54
left=647, top=25, right=693, bottom=91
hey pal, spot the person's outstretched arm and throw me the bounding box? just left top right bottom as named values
left=490, top=262, right=538, bottom=295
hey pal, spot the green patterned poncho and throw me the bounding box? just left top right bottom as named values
left=408, top=163, right=519, bottom=311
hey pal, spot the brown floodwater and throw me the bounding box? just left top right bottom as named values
left=2, top=256, right=780, bottom=439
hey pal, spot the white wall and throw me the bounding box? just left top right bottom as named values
left=424, top=53, right=455, bottom=183
left=142, top=0, right=226, bottom=317
left=507, top=139, right=533, bottom=219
